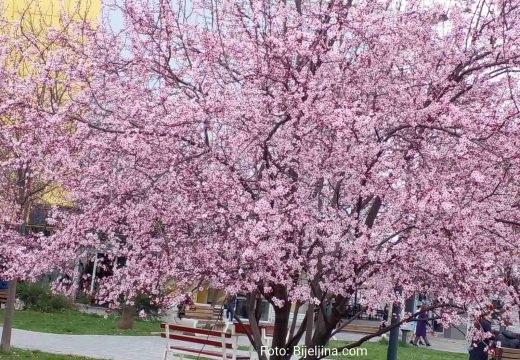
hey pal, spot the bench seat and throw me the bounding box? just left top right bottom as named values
left=496, top=347, right=520, bottom=360
left=338, top=323, right=379, bottom=334
left=0, top=289, right=8, bottom=305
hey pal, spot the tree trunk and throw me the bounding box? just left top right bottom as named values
left=1, top=163, right=30, bottom=352
left=254, top=295, right=263, bottom=322
left=270, top=300, right=292, bottom=360
left=117, top=304, right=135, bottom=330
left=246, top=293, right=267, bottom=360
left=303, top=298, right=345, bottom=360
left=1, top=280, right=17, bottom=353
left=288, top=302, right=301, bottom=342
left=305, top=304, right=315, bottom=347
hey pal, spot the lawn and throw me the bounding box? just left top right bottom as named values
left=0, top=309, right=161, bottom=336
left=329, top=340, right=467, bottom=360
left=0, top=348, right=97, bottom=359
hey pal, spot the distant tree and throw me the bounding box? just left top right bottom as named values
left=0, top=3, right=98, bottom=351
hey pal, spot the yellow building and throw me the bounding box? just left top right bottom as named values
left=2, top=0, right=100, bottom=208
left=4, top=0, right=100, bottom=23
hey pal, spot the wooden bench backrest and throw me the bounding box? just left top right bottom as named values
left=499, top=348, right=520, bottom=360
left=188, top=303, right=223, bottom=311
left=185, top=309, right=221, bottom=315
left=0, top=289, right=8, bottom=302
left=184, top=303, right=223, bottom=320
left=160, top=323, right=233, bottom=349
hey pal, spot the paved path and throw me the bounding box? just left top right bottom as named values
left=413, top=336, right=468, bottom=354
left=1, top=327, right=165, bottom=360
left=0, top=326, right=467, bottom=359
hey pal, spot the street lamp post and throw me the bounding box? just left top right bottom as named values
left=387, top=287, right=403, bottom=360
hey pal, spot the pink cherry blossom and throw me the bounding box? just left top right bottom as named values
left=2, top=0, right=520, bottom=358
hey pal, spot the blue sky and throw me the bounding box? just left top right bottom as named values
left=104, top=2, right=124, bottom=32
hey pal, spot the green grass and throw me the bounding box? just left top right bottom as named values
left=0, top=348, right=97, bottom=359
left=329, top=339, right=467, bottom=360
left=0, top=309, right=161, bottom=336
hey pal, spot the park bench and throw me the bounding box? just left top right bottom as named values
left=183, top=303, right=227, bottom=330
left=495, top=347, right=520, bottom=360
left=161, top=323, right=249, bottom=360
left=338, top=323, right=379, bottom=334
left=0, top=289, right=8, bottom=306
left=185, top=303, right=224, bottom=321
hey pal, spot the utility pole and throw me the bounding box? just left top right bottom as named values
left=90, top=253, right=98, bottom=294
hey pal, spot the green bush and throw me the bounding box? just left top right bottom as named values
left=75, top=292, right=94, bottom=305
left=133, top=293, right=162, bottom=319
left=17, top=282, right=74, bottom=312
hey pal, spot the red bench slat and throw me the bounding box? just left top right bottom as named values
left=234, top=323, right=250, bottom=334
left=161, top=323, right=231, bottom=338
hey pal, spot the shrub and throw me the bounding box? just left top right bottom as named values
left=75, top=292, right=94, bottom=305
left=133, top=293, right=162, bottom=319
left=17, top=282, right=74, bottom=312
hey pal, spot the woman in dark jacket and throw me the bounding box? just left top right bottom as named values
left=413, top=305, right=432, bottom=346
left=469, top=312, right=493, bottom=360
left=226, top=295, right=237, bottom=322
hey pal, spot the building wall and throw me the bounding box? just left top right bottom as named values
left=4, top=0, right=100, bottom=22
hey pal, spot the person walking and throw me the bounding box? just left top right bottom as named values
left=413, top=305, right=431, bottom=346
left=409, top=305, right=424, bottom=345
left=226, top=294, right=237, bottom=322
left=176, top=294, right=193, bottom=320
left=379, top=304, right=389, bottom=330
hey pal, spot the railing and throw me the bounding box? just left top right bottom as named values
left=344, top=305, right=386, bottom=321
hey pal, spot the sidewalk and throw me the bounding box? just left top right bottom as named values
left=1, top=327, right=164, bottom=360
left=412, top=336, right=467, bottom=353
